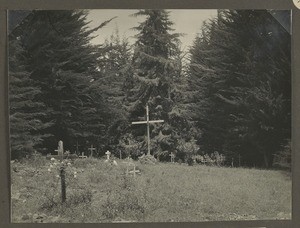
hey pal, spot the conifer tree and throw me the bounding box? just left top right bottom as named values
left=124, top=10, right=187, bottom=160
left=188, top=10, right=291, bottom=167
left=9, top=38, right=52, bottom=158
left=92, top=30, right=133, bottom=153
left=11, top=10, right=116, bottom=153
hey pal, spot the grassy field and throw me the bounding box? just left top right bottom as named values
left=11, top=156, right=291, bottom=223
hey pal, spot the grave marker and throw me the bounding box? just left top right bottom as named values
left=54, top=140, right=64, bottom=161
left=60, top=166, right=66, bottom=203
left=169, top=152, right=175, bottom=163
left=132, top=104, right=164, bottom=155
left=74, top=140, right=80, bottom=155
left=105, top=150, right=111, bottom=161
left=88, top=145, right=96, bottom=157
left=123, top=157, right=140, bottom=178
left=79, top=152, right=87, bottom=159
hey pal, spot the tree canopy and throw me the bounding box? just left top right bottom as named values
left=9, top=10, right=291, bottom=168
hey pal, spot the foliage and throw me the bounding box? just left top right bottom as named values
left=9, top=9, right=291, bottom=169
left=10, top=10, right=116, bottom=154
left=187, top=10, right=291, bottom=168
left=102, top=176, right=145, bottom=221
left=9, top=38, right=53, bottom=158
left=11, top=157, right=291, bottom=222
left=138, top=154, right=157, bottom=164
left=176, top=138, right=199, bottom=159
left=94, top=29, right=133, bottom=152
left=118, top=133, right=144, bottom=159
left=124, top=10, right=188, bottom=160
left=186, top=157, right=194, bottom=166
left=273, top=140, right=291, bottom=171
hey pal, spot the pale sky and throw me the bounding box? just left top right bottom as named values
left=87, top=10, right=217, bottom=50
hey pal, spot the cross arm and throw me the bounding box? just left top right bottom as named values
left=132, top=120, right=164, bottom=125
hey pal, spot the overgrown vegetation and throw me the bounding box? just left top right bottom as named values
left=9, top=10, right=291, bottom=168
left=11, top=156, right=291, bottom=222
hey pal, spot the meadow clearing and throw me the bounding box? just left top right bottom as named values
left=11, top=156, right=291, bottom=223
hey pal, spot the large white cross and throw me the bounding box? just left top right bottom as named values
left=131, top=105, right=164, bottom=155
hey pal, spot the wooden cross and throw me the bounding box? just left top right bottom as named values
left=79, top=152, right=87, bottom=159
left=88, top=145, right=96, bottom=157
left=123, top=158, right=139, bottom=178
left=132, top=105, right=164, bottom=155
left=74, top=140, right=80, bottom=155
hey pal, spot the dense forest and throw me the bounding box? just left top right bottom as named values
left=9, top=10, right=291, bottom=169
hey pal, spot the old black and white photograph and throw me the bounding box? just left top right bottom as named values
left=9, top=9, right=291, bottom=223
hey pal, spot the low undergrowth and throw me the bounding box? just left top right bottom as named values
left=11, top=156, right=291, bottom=223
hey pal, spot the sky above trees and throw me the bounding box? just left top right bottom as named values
left=87, top=9, right=217, bottom=48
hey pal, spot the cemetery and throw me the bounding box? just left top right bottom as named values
left=10, top=105, right=291, bottom=223
left=9, top=9, right=292, bottom=223
left=11, top=151, right=291, bottom=223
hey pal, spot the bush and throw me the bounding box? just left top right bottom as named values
left=273, top=140, right=291, bottom=171
left=139, top=154, right=157, bottom=164
left=176, top=138, right=199, bottom=156
left=210, top=151, right=226, bottom=166
left=192, top=152, right=226, bottom=166
left=119, top=133, right=144, bottom=158
left=186, top=157, right=194, bottom=166
left=192, top=155, right=204, bottom=164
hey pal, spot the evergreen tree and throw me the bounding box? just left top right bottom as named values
left=124, top=10, right=187, bottom=160
left=92, top=29, right=133, bottom=155
left=9, top=38, right=52, bottom=158
left=11, top=10, right=116, bottom=154
left=188, top=10, right=291, bottom=167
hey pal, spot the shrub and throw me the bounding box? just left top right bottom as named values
left=119, top=133, right=144, bottom=158
left=211, top=151, right=226, bottom=166
left=192, top=152, right=226, bottom=166
left=139, top=154, right=157, bottom=164
left=186, top=157, right=194, bottom=166
left=193, top=155, right=204, bottom=164
left=176, top=138, right=199, bottom=157
left=273, top=140, right=291, bottom=171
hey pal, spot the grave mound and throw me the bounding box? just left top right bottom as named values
left=138, top=154, right=157, bottom=164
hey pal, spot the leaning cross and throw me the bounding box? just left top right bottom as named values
left=88, top=145, right=96, bottom=157
left=132, top=104, right=164, bottom=156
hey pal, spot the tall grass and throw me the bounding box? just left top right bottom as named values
left=11, top=157, right=291, bottom=222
